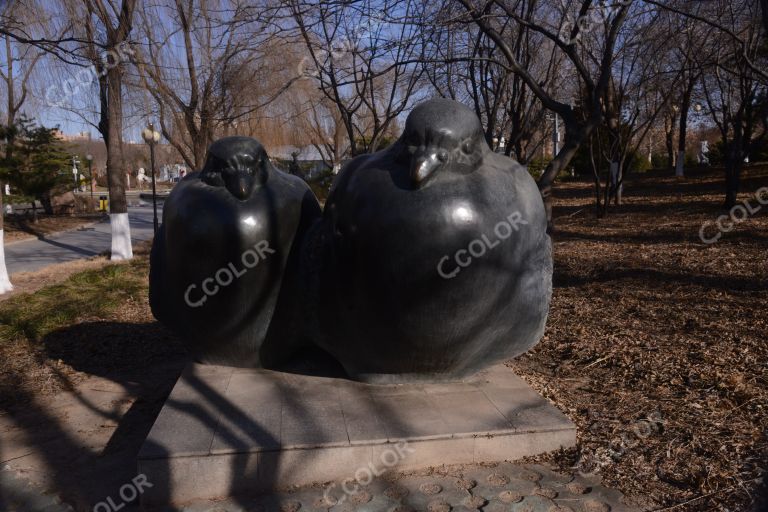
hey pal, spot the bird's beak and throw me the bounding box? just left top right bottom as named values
left=410, top=150, right=441, bottom=187
left=223, top=170, right=254, bottom=200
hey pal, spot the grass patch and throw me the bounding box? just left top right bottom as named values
left=0, top=242, right=184, bottom=408
left=0, top=263, right=147, bottom=343
left=0, top=262, right=146, bottom=343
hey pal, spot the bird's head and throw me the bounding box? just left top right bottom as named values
left=200, top=136, right=270, bottom=200
left=396, top=98, right=489, bottom=188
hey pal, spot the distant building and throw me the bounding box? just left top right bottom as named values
left=54, top=129, right=92, bottom=142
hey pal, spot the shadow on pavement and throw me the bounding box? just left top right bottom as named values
left=0, top=320, right=415, bottom=511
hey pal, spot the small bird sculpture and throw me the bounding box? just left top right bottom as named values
left=150, top=136, right=321, bottom=367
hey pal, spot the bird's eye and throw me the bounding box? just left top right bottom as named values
left=461, top=141, right=473, bottom=154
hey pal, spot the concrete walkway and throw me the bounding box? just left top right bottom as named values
left=5, top=206, right=160, bottom=276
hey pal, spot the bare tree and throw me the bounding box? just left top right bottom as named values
left=135, top=0, right=246, bottom=169
left=456, top=0, right=632, bottom=230
left=644, top=0, right=767, bottom=207
left=666, top=7, right=707, bottom=178
left=423, top=8, right=559, bottom=164
left=301, top=95, right=349, bottom=170
left=131, top=0, right=302, bottom=170
left=604, top=7, right=691, bottom=206
left=0, top=0, right=47, bottom=292
left=592, top=46, right=681, bottom=210
left=28, top=0, right=139, bottom=259
left=0, top=2, right=22, bottom=293
left=84, top=0, right=137, bottom=259
left=288, top=0, right=426, bottom=157
left=698, top=6, right=766, bottom=206
left=0, top=35, right=42, bottom=126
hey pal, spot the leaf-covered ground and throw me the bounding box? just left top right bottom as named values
left=514, top=165, right=768, bottom=511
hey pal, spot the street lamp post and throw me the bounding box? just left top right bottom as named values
left=141, top=123, right=161, bottom=234
left=693, top=104, right=710, bottom=165
left=72, top=156, right=80, bottom=192
left=85, top=154, right=94, bottom=212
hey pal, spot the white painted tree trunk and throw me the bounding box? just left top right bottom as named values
left=110, top=213, right=133, bottom=260
left=0, top=229, right=13, bottom=293
left=675, top=150, right=685, bottom=177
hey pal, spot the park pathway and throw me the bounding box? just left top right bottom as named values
left=5, top=206, right=160, bottom=276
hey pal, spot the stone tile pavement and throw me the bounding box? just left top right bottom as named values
left=171, top=463, right=639, bottom=512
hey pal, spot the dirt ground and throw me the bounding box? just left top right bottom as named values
left=0, top=166, right=765, bottom=511
left=4, top=213, right=105, bottom=243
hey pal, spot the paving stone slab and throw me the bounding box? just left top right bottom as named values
left=138, top=364, right=576, bottom=506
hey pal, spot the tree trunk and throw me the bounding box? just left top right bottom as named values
left=1, top=111, right=11, bottom=291
left=593, top=175, right=602, bottom=216
left=724, top=151, right=743, bottom=208
left=5, top=36, right=15, bottom=126
left=0, top=184, right=10, bottom=293
left=588, top=136, right=601, bottom=216
left=40, top=193, right=53, bottom=215
left=0, top=125, right=9, bottom=292
left=193, top=138, right=207, bottom=170
left=724, top=162, right=742, bottom=208
left=105, top=65, right=127, bottom=214
left=611, top=162, right=623, bottom=206
left=676, top=83, right=694, bottom=177
left=105, top=62, right=132, bottom=260
left=537, top=122, right=593, bottom=231
left=761, top=0, right=768, bottom=36
left=606, top=123, right=623, bottom=207
left=724, top=117, right=745, bottom=208
left=665, top=117, right=677, bottom=171
left=602, top=166, right=612, bottom=217
left=84, top=0, right=137, bottom=260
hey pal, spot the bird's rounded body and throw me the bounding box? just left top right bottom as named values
left=149, top=137, right=321, bottom=367
left=312, top=99, right=552, bottom=382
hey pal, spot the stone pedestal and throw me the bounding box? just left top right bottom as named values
left=137, top=364, right=575, bottom=507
